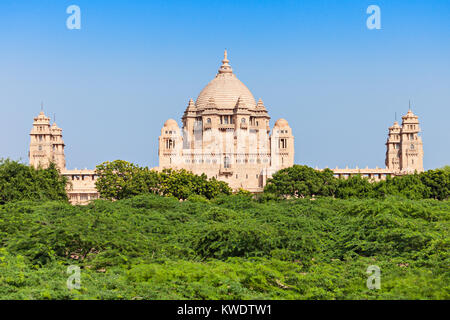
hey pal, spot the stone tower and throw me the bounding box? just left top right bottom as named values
left=158, top=119, right=183, bottom=168
left=385, top=121, right=401, bottom=171
left=400, top=109, right=424, bottom=173
left=29, top=111, right=66, bottom=171
left=385, top=109, right=423, bottom=173
left=271, top=118, right=295, bottom=169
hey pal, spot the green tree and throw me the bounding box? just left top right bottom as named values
left=95, top=161, right=231, bottom=201
left=419, top=169, right=449, bottom=200
left=95, top=160, right=159, bottom=200
left=335, top=175, right=375, bottom=199
left=264, top=165, right=337, bottom=198
left=0, top=159, right=68, bottom=204
left=441, top=165, right=450, bottom=173
left=159, top=169, right=232, bottom=200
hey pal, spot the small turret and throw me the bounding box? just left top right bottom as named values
left=271, top=118, right=294, bottom=169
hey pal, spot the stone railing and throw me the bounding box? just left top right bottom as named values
left=219, top=167, right=233, bottom=175
left=218, top=124, right=235, bottom=130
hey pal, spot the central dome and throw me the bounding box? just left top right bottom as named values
left=196, top=51, right=256, bottom=109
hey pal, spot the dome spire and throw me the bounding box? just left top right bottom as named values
left=218, top=49, right=233, bottom=74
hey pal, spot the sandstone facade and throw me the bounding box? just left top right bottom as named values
left=156, top=51, right=294, bottom=191
left=385, top=110, right=424, bottom=173
left=28, top=52, right=425, bottom=203
left=29, top=111, right=66, bottom=170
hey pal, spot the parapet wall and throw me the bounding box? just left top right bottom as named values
left=321, top=167, right=399, bottom=181
left=62, top=169, right=100, bottom=205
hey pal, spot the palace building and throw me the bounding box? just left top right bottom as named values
left=29, top=110, right=99, bottom=204
left=328, top=109, right=424, bottom=180
left=156, top=51, right=294, bottom=191
left=28, top=51, right=424, bottom=203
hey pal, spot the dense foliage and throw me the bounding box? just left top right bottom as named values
left=0, top=161, right=448, bottom=299
left=95, top=160, right=232, bottom=200
left=265, top=165, right=450, bottom=200
left=0, top=159, right=68, bottom=204
left=0, top=194, right=448, bottom=299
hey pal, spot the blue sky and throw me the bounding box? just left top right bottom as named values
left=0, top=0, right=449, bottom=170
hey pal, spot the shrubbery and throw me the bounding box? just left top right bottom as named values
left=0, top=160, right=448, bottom=299
left=0, top=194, right=448, bottom=299
left=0, top=159, right=68, bottom=204
left=95, top=160, right=232, bottom=200
left=265, top=165, right=449, bottom=200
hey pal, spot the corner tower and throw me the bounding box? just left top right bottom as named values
left=158, top=119, right=183, bottom=167
left=385, top=121, right=401, bottom=171
left=29, top=110, right=66, bottom=171
left=399, top=109, right=424, bottom=173
left=271, top=119, right=294, bottom=169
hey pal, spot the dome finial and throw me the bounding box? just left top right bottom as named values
left=39, top=101, right=45, bottom=115
left=218, top=49, right=233, bottom=74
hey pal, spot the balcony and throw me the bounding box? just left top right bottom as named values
left=218, top=124, right=235, bottom=130
left=219, top=167, right=233, bottom=176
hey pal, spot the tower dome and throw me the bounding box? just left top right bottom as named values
left=196, top=50, right=256, bottom=109
left=274, top=118, right=289, bottom=127
left=164, top=119, right=179, bottom=127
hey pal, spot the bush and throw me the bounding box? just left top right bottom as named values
left=3, top=194, right=448, bottom=299
left=264, top=165, right=449, bottom=201
left=0, top=159, right=68, bottom=204
left=95, top=161, right=232, bottom=200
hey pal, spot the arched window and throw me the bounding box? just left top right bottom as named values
left=166, top=139, right=175, bottom=149
left=279, top=138, right=287, bottom=149
left=224, top=156, right=231, bottom=168
left=207, top=118, right=211, bottom=124
left=241, top=118, right=246, bottom=123
left=410, top=144, right=414, bottom=150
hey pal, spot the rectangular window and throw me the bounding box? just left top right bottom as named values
left=167, top=139, right=175, bottom=149
left=279, top=138, right=287, bottom=148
